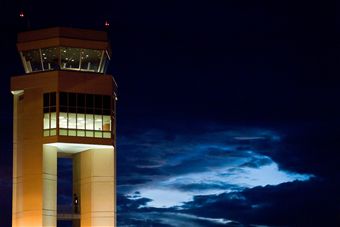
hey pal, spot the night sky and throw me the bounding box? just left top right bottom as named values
left=1, top=1, right=340, bottom=226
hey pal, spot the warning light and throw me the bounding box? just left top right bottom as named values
left=19, top=11, right=25, bottom=18
left=104, top=20, right=110, bottom=28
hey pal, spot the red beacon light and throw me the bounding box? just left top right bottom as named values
left=19, top=11, right=25, bottom=18
left=104, top=20, right=110, bottom=28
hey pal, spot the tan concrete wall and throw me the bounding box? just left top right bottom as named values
left=11, top=71, right=115, bottom=96
left=13, top=88, right=45, bottom=226
left=12, top=93, right=21, bottom=227
left=42, top=145, right=57, bottom=226
left=75, top=148, right=115, bottom=227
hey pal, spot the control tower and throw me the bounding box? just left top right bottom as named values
left=11, top=27, right=117, bottom=226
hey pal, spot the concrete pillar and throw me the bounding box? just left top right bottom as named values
left=73, top=153, right=81, bottom=227
left=12, top=93, right=22, bottom=227
left=42, top=145, right=57, bottom=226
left=74, top=148, right=115, bottom=227
left=13, top=89, right=44, bottom=226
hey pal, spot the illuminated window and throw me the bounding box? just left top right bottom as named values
left=51, top=112, right=57, bottom=128
left=58, top=92, right=112, bottom=138
left=94, top=115, right=102, bottom=130
left=59, top=112, right=68, bottom=128
left=60, top=47, right=81, bottom=70
left=86, top=114, right=94, bottom=130
left=68, top=113, right=77, bottom=129
left=77, top=114, right=85, bottom=129
left=43, top=113, right=50, bottom=129
left=41, top=47, right=58, bottom=71
left=103, top=116, right=111, bottom=131
left=20, top=47, right=109, bottom=74
left=43, top=92, right=57, bottom=137
left=80, top=49, right=102, bottom=72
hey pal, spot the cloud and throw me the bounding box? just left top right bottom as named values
left=251, top=123, right=340, bottom=179
left=182, top=179, right=340, bottom=226
left=117, top=193, right=240, bottom=226
left=117, top=193, right=153, bottom=212
left=118, top=211, right=236, bottom=227
left=118, top=127, right=312, bottom=208
left=56, top=124, right=328, bottom=225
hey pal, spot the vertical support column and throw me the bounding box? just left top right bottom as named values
left=12, top=92, right=22, bottom=227
left=13, top=88, right=44, bottom=226
left=113, top=95, right=117, bottom=227
left=77, top=148, right=115, bottom=227
left=73, top=153, right=81, bottom=227
left=42, top=145, right=57, bottom=226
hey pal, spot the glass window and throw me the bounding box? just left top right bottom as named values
left=86, top=114, right=94, bottom=130
left=99, top=52, right=110, bottom=73
left=103, top=109, right=110, bottom=115
left=69, top=93, right=76, bottom=106
left=51, top=112, right=56, bottom=129
left=60, top=129, right=67, bottom=136
left=94, top=115, right=102, bottom=131
left=21, top=49, right=42, bottom=72
left=86, top=94, right=94, bottom=113
left=68, top=113, right=76, bottom=129
left=50, top=92, right=56, bottom=106
left=103, top=115, right=111, bottom=131
left=77, top=94, right=85, bottom=113
left=46, top=92, right=113, bottom=138
left=43, top=113, right=50, bottom=129
left=94, top=95, right=102, bottom=114
left=44, top=130, right=50, bottom=137
left=103, top=96, right=110, bottom=109
left=95, top=131, right=103, bottom=138
left=99, top=52, right=108, bottom=73
left=86, top=131, right=94, bottom=137
left=59, top=112, right=68, bottom=128
left=43, top=93, right=49, bottom=107
left=41, top=47, right=58, bottom=70
left=50, top=129, right=57, bottom=136
left=43, top=107, right=49, bottom=113
left=60, top=92, right=68, bottom=106
left=68, top=130, right=76, bottom=136
left=103, top=132, right=111, bottom=138
left=21, top=47, right=109, bottom=74
left=61, top=47, right=80, bottom=70
left=77, top=113, right=85, bottom=129
left=43, top=92, right=57, bottom=137
left=80, top=49, right=102, bottom=72
left=77, top=130, right=85, bottom=137
left=95, top=95, right=102, bottom=109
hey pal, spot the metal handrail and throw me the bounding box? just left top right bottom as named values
left=57, top=205, right=80, bottom=220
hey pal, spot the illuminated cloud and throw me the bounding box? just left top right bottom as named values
left=133, top=161, right=312, bottom=208
left=118, top=211, right=236, bottom=226
left=120, top=128, right=313, bottom=208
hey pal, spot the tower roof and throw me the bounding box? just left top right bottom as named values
left=17, top=27, right=110, bottom=52
left=18, top=27, right=108, bottom=43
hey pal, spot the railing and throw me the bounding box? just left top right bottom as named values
left=57, top=205, right=80, bottom=220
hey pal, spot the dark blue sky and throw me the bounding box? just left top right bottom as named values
left=1, top=0, right=340, bottom=226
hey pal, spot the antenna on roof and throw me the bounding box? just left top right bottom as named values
left=104, top=20, right=110, bottom=29
left=19, top=10, right=31, bottom=30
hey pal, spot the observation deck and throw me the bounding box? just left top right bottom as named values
left=17, top=27, right=111, bottom=74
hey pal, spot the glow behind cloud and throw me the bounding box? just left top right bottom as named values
left=134, top=157, right=313, bottom=208
left=122, top=129, right=313, bottom=208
